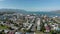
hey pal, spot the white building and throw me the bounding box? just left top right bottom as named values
left=36, top=18, right=41, bottom=31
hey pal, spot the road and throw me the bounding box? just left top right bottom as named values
left=53, top=18, right=60, bottom=23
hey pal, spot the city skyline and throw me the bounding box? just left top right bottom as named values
left=0, top=0, right=60, bottom=11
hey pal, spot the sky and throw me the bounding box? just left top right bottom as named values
left=0, top=0, right=60, bottom=11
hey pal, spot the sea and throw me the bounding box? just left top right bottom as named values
left=26, top=12, right=60, bottom=17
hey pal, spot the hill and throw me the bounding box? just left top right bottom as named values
left=0, top=9, right=28, bottom=15
left=51, top=10, right=60, bottom=14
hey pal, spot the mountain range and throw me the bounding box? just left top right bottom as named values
left=0, top=9, right=60, bottom=15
